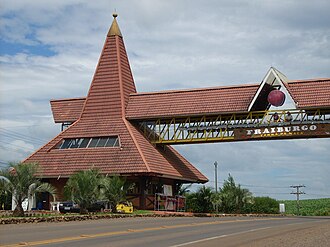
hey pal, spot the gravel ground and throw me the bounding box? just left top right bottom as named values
left=242, top=220, right=330, bottom=247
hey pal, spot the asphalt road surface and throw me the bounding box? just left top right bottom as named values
left=1, top=216, right=329, bottom=247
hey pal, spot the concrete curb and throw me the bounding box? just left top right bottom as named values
left=0, top=212, right=284, bottom=225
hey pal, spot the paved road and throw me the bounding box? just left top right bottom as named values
left=1, top=216, right=329, bottom=247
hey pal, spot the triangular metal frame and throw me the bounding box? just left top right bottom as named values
left=248, top=67, right=295, bottom=112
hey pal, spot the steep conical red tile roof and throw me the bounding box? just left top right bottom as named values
left=81, top=14, right=136, bottom=120
left=25, top=15, right=207, bottom=183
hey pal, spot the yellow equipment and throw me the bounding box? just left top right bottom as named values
left=116, top=201, right=133, bottom=213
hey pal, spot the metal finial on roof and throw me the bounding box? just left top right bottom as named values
left=108, top=12, right=122, bottom=37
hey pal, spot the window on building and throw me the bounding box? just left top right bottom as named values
left=127, top=182, right=140, bottom=194
left=97, top=137, right=108, bottom=147
left=79, top=138, right=91, bottom=148
left=55, top=136, right=120, bottom=149
left=88, top=138, right=99, bottom=148
left=105, top=137, right=119, bottom=147
left=60, top=139, right=72, bottom=149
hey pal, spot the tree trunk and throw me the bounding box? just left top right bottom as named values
left=13, top=203, right=24, bottom=217
left=111, top=202, right=117, bottom=213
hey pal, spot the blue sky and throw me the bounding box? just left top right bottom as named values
left=1, top=0, right=330, bottom=200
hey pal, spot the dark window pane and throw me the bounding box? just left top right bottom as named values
left=113, top=137, right=119, bottom=147
left=70, top=138, right=83, bottom=148
left=55, top=140, right=64, bottom=149
left=105, top=137, right=119, bottom=147
left=97, top=137, right=108, bottom=147
left=79, top=138, right=90, bottom=148
left=88, top=138, right=99, bottom=148
left=60, top=139, right=72, bottom=149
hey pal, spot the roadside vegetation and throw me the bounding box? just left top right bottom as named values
left=0, top=162, right=56, bottom=217
left=100, top=175, right=133, bottom=213
left=64, top=169, right=103, bottom=214
left=185, top=174, right=278, bottom=214
left=279, top=198, right=330, bottom=216
left=184, top=175, right=329, bottom=216
left=1, top=163, right=132, bottom=216
left=62, top=169, right=132, bottom=214
left=1, top=163, right=329, bottom=217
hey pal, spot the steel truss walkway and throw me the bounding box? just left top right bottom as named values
left=137, top=109, right=330, bottom=144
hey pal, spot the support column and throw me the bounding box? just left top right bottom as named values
left=139, top=177, right=146, bottom=209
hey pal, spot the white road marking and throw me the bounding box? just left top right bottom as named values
left=170, top=226, right=272, bottom=247
left=171, top=219, right=328, bottom=247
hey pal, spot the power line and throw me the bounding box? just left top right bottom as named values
left=0, top=140, right=35, bottom=152
left=251, top=192, right=289, bottom=195
left=0, top=132, right=44, bottom=146
left=240, top=184, right=289, bottom=189
left=0, top=127, right=47, bottom=142
left=0, top=127, right=47, bottom=143
left=0, top=123, right=50, bottom=128
left=305, top=193, right=330, bottom=197
left=208, top=180, right=289, bottom=189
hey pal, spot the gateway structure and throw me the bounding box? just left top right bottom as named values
left=25, top=15, right=330, bottom=210
left=24, top=15, right=208, bottom=210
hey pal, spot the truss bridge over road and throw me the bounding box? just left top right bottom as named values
left=136, top=108, right=330, bottom=144
left=125, top=68, right=330, bottom=145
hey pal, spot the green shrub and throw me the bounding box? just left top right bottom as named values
left=186, top=186, right=214, bottom=213
left=251, top=197, right=279, bottom=214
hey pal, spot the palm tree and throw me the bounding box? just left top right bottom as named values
left=64, top=169, right=102, bottom=214
left=100, top=175, right=132, bottom=213
left=177, top=183, right=192, bottom=196
left=0, top=162, right=56, bottom=217
left=219, top=174, right=253, bottom=213
left=187, top=186, right=214, bottom=213
left=0, top=175, right=12, bottom=210
left=235, top=185, right=253, bottom=213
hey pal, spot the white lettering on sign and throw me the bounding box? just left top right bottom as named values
left=310, top=125, right=317, bottom=131
left=301, top=125, right=308, bottom=131
left=292, top=126, right=300, bottom=131
left=246, top=125, right=317, bottom=136
left=246, top=129, right=253, bottom=135
left=254, top=129, right=262, bottom=135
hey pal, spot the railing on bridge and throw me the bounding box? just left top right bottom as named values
left=138, top=109, right=330, bottom=144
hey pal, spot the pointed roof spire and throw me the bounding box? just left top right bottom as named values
left=81, top=12, right=136, bottom=120
left=108, top=13, right=122, bottom=37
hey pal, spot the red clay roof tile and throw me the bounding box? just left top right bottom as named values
left=125, top=79, right=330, bottom=119
left=287, top=79, right=330, bottom=108
left=50, top=97, right=85, bottom=123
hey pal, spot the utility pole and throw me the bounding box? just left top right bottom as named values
left=290, top=185, right=305, bottom=215
left=214, top=161, right=218, bottom=193
left=214, top=161, right=218, bottom=214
